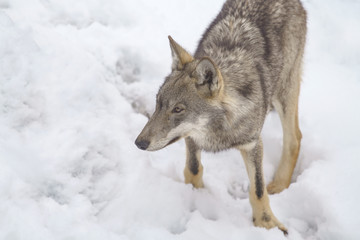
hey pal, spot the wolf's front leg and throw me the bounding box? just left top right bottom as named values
left=184, top=137, right=204, bottom=188
left=238, top=139, right=288, bottom=234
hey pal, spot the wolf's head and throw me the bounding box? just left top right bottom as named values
left=135, top=36, right=224, bottom=151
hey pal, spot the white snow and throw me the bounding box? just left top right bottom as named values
left=0, top=0, right=359, bottom=239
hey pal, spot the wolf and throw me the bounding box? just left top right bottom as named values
left=135, top=0, right=306, bottom=234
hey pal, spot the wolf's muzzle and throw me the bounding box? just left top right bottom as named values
left=135, top=139, right=150, bottom=150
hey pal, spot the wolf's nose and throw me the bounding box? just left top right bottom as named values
left=135, top=139, right=150, bottom=150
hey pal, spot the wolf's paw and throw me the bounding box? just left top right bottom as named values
left=267, top=181, right=288, bottom=194
left=184, top=167, right=204, bottom=189
left=186, top=177, right=204, bottom=189
left=192, top=180, right=204, bottom=189
left=184, top=173, right=204, bottom=188
left=253, top=212, right=288, bottom=235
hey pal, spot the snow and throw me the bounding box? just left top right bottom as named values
left=0, top=0, right=359, bottom=239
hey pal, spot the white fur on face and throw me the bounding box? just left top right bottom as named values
left=146, top=116, right=209, bottom=151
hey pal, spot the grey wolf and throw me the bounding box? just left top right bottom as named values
left=135, top=0, right=307, bottom=234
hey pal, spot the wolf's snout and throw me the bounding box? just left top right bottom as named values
left=135, top=139, right=150, bottom=150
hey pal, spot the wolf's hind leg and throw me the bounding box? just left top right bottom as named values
left=184, top=137, right=204, bottom=188
left=268, top=67, right=302, bottom=194
left=238, top=139, right=287, bottom=234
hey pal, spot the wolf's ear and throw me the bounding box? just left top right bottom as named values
left=168, top=35, right=194, bottom=71
left=193, top=58, right=223, bottom=98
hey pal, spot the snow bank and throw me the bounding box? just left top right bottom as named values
left=0, top=0, right=359, bottom=239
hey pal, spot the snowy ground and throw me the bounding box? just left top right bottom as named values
left=1, top=0, right=360, bottom=239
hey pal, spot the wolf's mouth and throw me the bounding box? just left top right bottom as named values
left=166, top=136, right=181, bottom=147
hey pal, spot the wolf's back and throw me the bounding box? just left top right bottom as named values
left=195, top=0, right=306, bottom=92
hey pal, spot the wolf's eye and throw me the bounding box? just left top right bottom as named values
left=172, top=106, right=184, bottom=113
